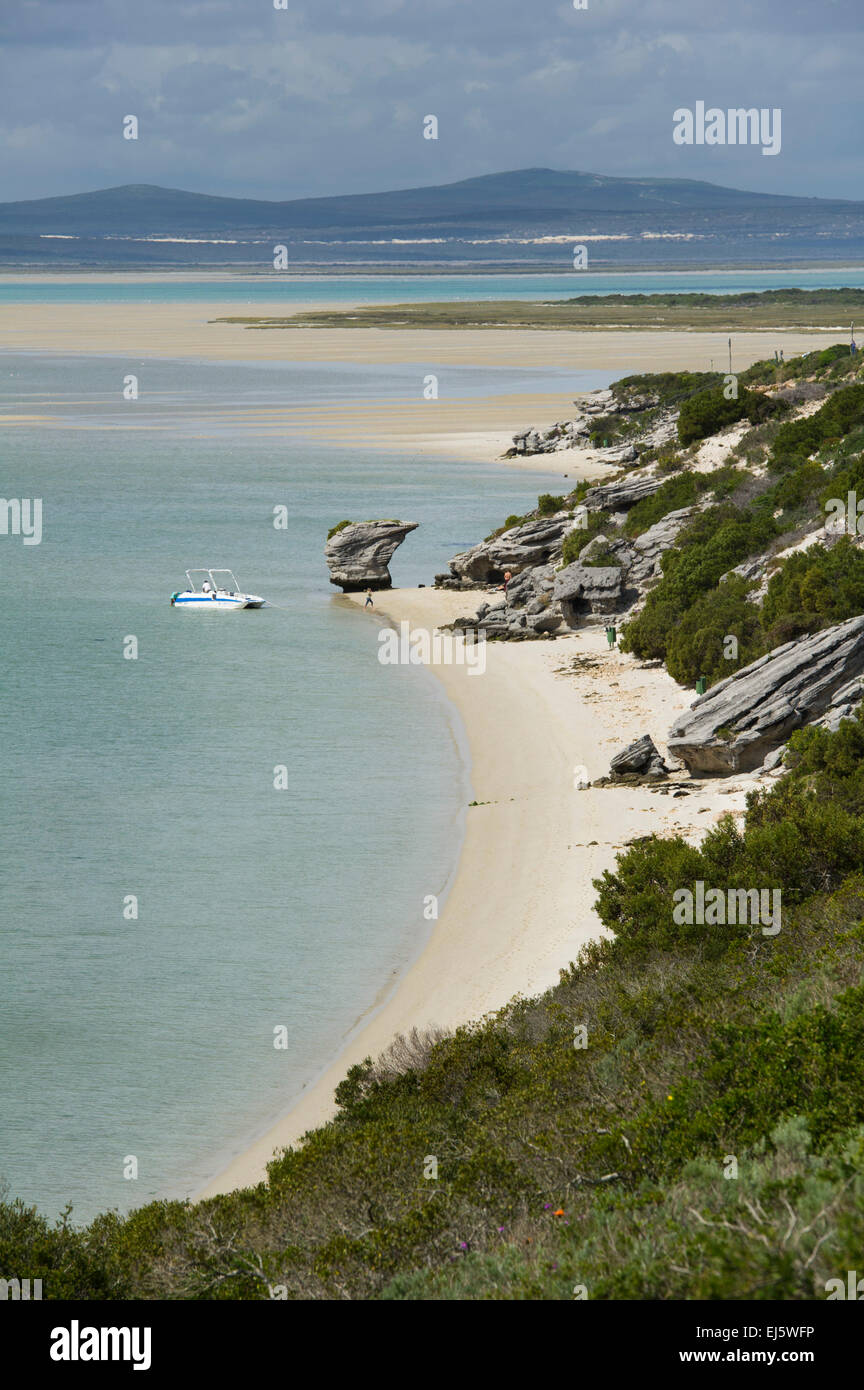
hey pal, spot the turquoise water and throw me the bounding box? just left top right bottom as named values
left=0, top=352, right=569, bottom=1222
left=2, top=267, right=864, bottom=304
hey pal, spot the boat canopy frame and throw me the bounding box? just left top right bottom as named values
left=185, top=568, right=242, bottom=595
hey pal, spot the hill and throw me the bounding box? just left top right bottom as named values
left=0, top=169, right=857, bottom=237
left=2, top=169, right=864, bottom=267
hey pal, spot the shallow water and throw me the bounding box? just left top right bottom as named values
left=2, top=266, right=864, bottom=304
left=0, top=352, right=570, bottom=1222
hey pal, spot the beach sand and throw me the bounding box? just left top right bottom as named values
left=198, top=591, right=756, bottom=1198
left=0, top=301, right=838, bottom=465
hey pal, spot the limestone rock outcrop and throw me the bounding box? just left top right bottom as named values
left=667, top=616, right=864, bottom=774
left=442, top=516, right=574, bottom=585
left=583, top=475, right=663, bottom=512
left=552, top=561, right=624, bottom=620
left=450, top=564, right=563, bottom=639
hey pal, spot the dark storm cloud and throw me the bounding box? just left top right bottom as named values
left=0, top=0, right=860, bottom=201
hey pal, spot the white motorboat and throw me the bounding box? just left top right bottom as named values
left=170, top=569, right=267, bottom=610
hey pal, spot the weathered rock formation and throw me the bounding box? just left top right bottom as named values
left=503, top=381, right=671, bottom=459
left=505, top=426, right=639, bottom=462
left=574, top=387, right=659, bottom=416
left=450, top=564, right=563, bottom=639
left=630, top=506, right=699, bottom=579
left=325, top=520, right=418, bottom=591
left=591, top=733, right=675, bottom=789
left=583, top=474, right=663, bottom=512
left=591, top=734, right=670, bottom=786
left=609, top=734, right=669, bottom=778
left=440, top=516, right=574, bottom=586
left=667, top=615, right=864, bottom=774
left=553, top=561, right=624, bottom=620
left=507, top=421, right=590, bottom=455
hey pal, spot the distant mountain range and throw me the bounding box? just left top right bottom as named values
left=2, top=168, right=862, bottom=268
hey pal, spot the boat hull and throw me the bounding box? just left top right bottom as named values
left=173, top=594, right=250, bottom=609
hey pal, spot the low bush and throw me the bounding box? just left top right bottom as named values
left=771, top=384, right=864, bottom=470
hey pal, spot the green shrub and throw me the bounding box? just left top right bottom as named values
left=664, top=577, right=762, bottom=685
left=624, top=471, right=700, bottom=537
left=761, top=538, right=864, bottom=635
left=621, top=504, right=777, bottom=662
left=560, top=510, right=609, bottom=565
left=678, top=385, right=786, bottom=448
left=582, top=545, right=621, bottom=568
left=536, top=494, right=565, bottom=516
left=771, top=384, right=864, bottom=470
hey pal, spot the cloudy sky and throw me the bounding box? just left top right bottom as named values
left=0, top=0, right=860, bottom=204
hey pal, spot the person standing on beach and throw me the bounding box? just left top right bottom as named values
left=365, top=588, right=374, bottom=608
left=498, top=570, right=512, bottom=600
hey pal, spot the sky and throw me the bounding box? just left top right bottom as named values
left=0, top=0, right=861, bottom=204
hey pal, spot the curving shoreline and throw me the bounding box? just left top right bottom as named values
left=198, top=589, right=755, bottom=1199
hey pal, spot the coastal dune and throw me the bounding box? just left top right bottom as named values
left=198, top=591, right=753, bottom=1198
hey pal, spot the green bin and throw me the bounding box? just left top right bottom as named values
left=696, top=676, right=707, bottom=695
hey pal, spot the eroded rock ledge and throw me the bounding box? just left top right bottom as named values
left=667, top=616, right=864, bottom=774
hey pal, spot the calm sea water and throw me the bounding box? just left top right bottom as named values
left=0, top=350, right=571, bottom=1223
left=2, top=266, right=864, bottom=304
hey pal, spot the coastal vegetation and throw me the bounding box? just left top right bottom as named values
left=677, top=382, right=787, bottom=446
left=621, top=361, right=864, bottom=684
left=6, top=340, right=864, bottom=1301
left=213, top=287, right=864, bottom=334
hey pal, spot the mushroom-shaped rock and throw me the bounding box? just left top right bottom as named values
left=325, top=520, right=418, bottom=591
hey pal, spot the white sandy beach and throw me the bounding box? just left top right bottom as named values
left=198, top=590, right=755, bottom=1197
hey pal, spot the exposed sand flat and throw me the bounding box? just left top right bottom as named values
left=0, top=303, right=837, bottom=464
left=0, top=383, right=619, bottom=473
left=0, top=301, right=835, bottom=369
left=198, top=591, right=755, bottom=1198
